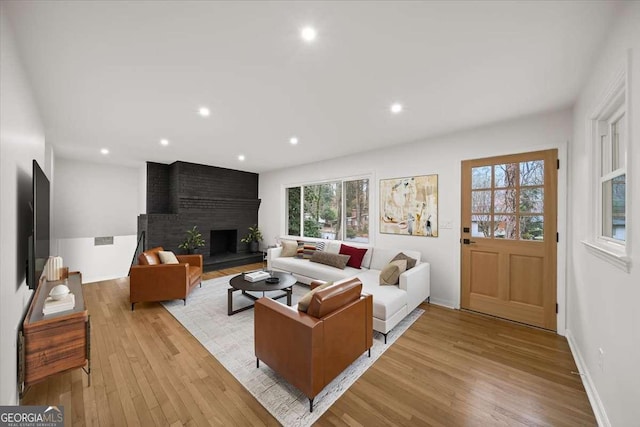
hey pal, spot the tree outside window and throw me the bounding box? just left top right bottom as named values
left=286, top=178, right=370, bottom=242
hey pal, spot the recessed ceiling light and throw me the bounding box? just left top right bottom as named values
left=100, top=148, right=109, bottom=155
left=198, top=107, right=210, bottom=117
left=238, top=154, right=246, bottom=161
left=301, top=26, right=317, bottom=42
left=390, top=103, right=403, bottom=114
left=160, top=139, right=169, bottom=146
left=289, top=137, right=299, bottom=145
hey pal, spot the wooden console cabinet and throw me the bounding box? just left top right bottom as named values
left=20, top=271, right=90, bottom=395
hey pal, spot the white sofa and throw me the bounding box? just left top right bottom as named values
left=267, top=240, right=430, bottom=341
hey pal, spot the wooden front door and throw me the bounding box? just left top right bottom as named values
left=461, top=149, right=558, bottom=330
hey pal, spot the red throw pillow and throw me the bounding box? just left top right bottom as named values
left=339, top=244, right=368, bottom=269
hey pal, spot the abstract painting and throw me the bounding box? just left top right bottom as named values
left=380, top=175, right=438, bottom=237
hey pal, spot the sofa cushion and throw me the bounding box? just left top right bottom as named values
left=391, top=252, right=417, bottom=270
left=356, top=269, right=407, bottom=320
left=280, top=240, right=298, bottom=257
left=310, top=251, right=350, bottom=269
left=339, top=244, right=368, bottom=269
left=272, top=257, right=360, bottom=282
left=379, top=259, right=407, bottom=285
left=297, top=281, right=333, bottom=312
left=324, top=241, right=342, bottom=254
left=158, top=250, right=179, bottom=264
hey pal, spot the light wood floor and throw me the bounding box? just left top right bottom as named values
left=22, top=263, right=596, bottom=426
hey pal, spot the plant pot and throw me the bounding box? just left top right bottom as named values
left=249, top=241, right=259, bottom=253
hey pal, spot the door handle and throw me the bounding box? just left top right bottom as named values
left=462, top=238, right=476, bottom=245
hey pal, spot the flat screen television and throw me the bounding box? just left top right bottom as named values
left=28, top=160, right=50, bottom=290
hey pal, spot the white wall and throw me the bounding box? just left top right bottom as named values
left=0, top=5, right=46, bottom=405
left=259, top=108, right=571, bottom=309
left=53, top=158, right=140, bottom=283
left=567, top=3, right=640, bottom=425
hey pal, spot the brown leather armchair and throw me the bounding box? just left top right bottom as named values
left=255, top=278, right=373, bottom=412
left=129, top=246, right=203, bottom=310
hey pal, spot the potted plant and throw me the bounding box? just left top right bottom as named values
left=241, top=224, right=263, bottom=253
left=178, top=226, right=206, bottom=254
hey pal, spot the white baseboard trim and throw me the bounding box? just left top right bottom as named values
left=565, top=329, right=610, bottom=427
left=428, top=298, right=457, bottom=309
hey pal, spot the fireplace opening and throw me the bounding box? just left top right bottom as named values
left=210, top=229, right=238, bottom=256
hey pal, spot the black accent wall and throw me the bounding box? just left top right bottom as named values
left=138, top=161, right=260, bottom=260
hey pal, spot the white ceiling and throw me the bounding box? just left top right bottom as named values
left=4, top=1, right=619, bottom=173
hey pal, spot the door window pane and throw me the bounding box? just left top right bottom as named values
left=472, top=166, right=492, bottom=189
left=286, top=187, right=301, bottom=236
left=345, top=179, right=369, bottom=242
left=472, top=215, right=491, bottom=238
left=495, top=163, right=518, bottom=188
left=494, top=189, right=516, bottom=213
left=520, top=160, right=544, bottom=186
left=520, top=188, right=544, bottom=213
left=472, top=190, right=492, bottom=213
left=494, top=215, right=517, bottom=240
left=520, top=216, right=544, bottom=241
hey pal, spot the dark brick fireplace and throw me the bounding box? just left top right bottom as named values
left=138, top=161, right=262, bottom=270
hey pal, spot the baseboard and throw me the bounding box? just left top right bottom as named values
left=565, top=329, right=610, bottom=427
left=427, top=298, right=457, bottom=309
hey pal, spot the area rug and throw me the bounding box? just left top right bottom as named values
left=162, top=275, right=424, bottom=426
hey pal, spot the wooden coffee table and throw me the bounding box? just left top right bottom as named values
left=227, top=271, right=296, bottom=315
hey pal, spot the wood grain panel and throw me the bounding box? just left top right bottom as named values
left=23, top=272, right=89, bottom=387
left=510, top=254, right=543, bottom=306
left=470, top=251, right=499, bottom=297
left=461, top=149, right=557, bottom=330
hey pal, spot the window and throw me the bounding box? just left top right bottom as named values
left=583, top=56, right=631, bottom=272
left=286, top=177, right=370, bottom=242
left=599, top=109, right=626, bottom=242
left=470, top=160, right=546, bottom=241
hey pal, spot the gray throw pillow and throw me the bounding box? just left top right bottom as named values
left=391, top=252, right=417, bottom=270
left=298, top=282, right=333, bottom=312
left=310, top=251, right=351, bottom=270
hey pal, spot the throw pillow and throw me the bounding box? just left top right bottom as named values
left=280, top=240, right=298, bottom=257
left=379, top=260, right=407, bottom=285
left=391, top=252, right=417, bottom=270
left=380, top=263, right=399, bottom=285
left=310, top=251, right=351, bottom=269
left=298, top=281, right=333, bottom=312
left=158, top=250, right=179, bottom=264
left=339, top=244, right=368, bottom=269
left=296, top=241, right=319, bottom=259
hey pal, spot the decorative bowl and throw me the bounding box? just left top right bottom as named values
left=265, top=277, right=280, bottom=284
left=49, top=284, right=70, bottom=300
